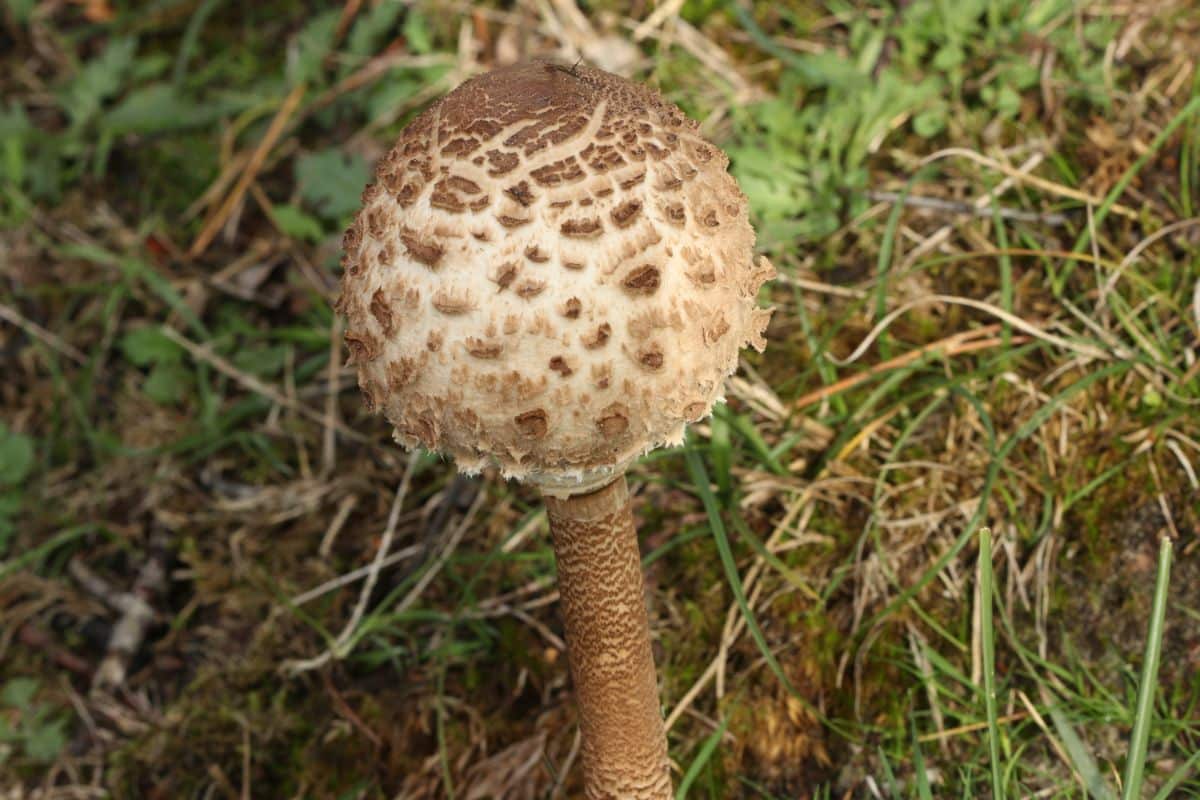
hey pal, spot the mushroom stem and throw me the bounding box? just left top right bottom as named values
left=543, top=476, right=672, bottom=799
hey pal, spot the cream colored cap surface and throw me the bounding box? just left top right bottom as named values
left=336, top=61, right=774, bottom=489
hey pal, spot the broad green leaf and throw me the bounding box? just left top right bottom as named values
left=143, top=361, right=189, bottom=405
left=403, top=10, right=433, bottom=55
left=982, top=83, right=1023, bottom=118
left=8, top=0, right=36, bottom=23
left=289, top=10, right=340, bottom=86
left=366, top=78, right=422, bottom=122
left=913, top=108, right=947, bottom=137
left=1, top=678, right=39, bottom=710
left=103, top=83, right=243, bottom=135
left=296, top=149, right=370, bottom=220
left=272, top=203, right=325, bottom=242
left=59, top=36, right=138, bottom=126
left=232, top=345, right=288, bottom=378
left=23, top=717, right=67, bottom=762
left=121, top=327, right=183, bottom=367
left=0, top=426, right=34, bottom=486
left=0, top=103, right=31, bottom=139
left=348, top=1, right=403, bottom=59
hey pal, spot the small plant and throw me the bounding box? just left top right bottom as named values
left=0, top=423, right=33, bottom=556
left=0, top=678, right=68, bottom=768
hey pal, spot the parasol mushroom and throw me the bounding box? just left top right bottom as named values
left=336, top=61, right=773, bottom=798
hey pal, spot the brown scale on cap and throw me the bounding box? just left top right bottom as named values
left=337, top=61, right=774, bottom=484
left=621, top=264, right=661, bottom=294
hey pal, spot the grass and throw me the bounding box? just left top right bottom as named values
left=2, top=0, right=1200, bottom=797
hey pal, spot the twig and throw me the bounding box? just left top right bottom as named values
left=189, top=83, right=306, bottom=257
left=330, top=0, right=364, bottom=50
left=772, top=273, right=869, bottom=298
left=283, top=455, right=419, bottom=674
left=866, top=190, right=1070, bottom=225
left=0, top=300, right=87, bottom=364
left=1096, top=217, right=1200, bottom=321
left=17, top=625, right=91, bottom=676
left=161, top=326, right=370, bottom=444
left=550, top=727, right=583, bottom=799
left=669, top=17, right=760, bottom=101
left=1193, top=277, right=1200, bottom=335
left=291, top=543, right=421, bottom=607
left=900, top=152, right=1044, bottom=267
left=310, top=52, right=455, bottom=113
left=318, top=493, right=359, bottom=558
left=916, top=712, right=1028, bottom=743
left=830, top=294, right=1107, bottom=367
left=918, top=147, right=1139, bottom=219
left=69, top=540, right=167, bottom=689
left=632, top=0, right=684, bottom=41
left=793, top=325, right=1029, bottom=410
left=392, top=485, right=485, bottom=618
left=322, top=669, right=383, bottom=748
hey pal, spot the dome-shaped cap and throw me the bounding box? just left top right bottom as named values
left=337, top=61, right=774, bottom=492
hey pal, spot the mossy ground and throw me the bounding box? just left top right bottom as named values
left=2, top=1, right=1199, bottom=798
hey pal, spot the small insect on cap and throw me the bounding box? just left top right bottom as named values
left=337, top=61, right=774, bottom=495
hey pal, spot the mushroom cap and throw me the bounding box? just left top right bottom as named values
left=337, top=61, right=774, bottom=493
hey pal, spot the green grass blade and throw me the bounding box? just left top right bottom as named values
left=979, top=528, right=1004, bottom=800
left=1062, top=96, right=1200, bottom=292
left=877, top=746, right=902, bottom=798
left=1121, top=535, right=1173, bottom=800
left=1150, top=748, right=1200, bottom=800
left=864, top=361, right=1129, bottom=631
left=0, top=524, right=96, bottom=581
left=1045, top=700, right=1117, bottom=800
left=911, top=720, right=934, bottom=800
left=675, top=717, right=728, bottom=799
left=728, top=511, right=819, bottom=601
left=683, top=442, right=819, bottom=722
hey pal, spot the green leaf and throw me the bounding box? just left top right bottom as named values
left=403, top=10, right=433, bottom=55
left=366, top=78, right=422, bottom=122
left=232, top=344, right=288, bottom=378
left=0, top=491, right=20, bottom=556
left=982, top=84, right=1022, bottom=118
left=23, top=717, right=67, bottom=762
left=143, top=361, right=189, bottom=405
left=295, top=149, right=370, bottom=220
left=103, top=83, right=193, bottom=134
left=272, top=203, right=325, bottom=242
left=913, top=107, right=947, bottom=137
left=290, top=10, right=340, bottom=86
left=0, top=425, right=34, bottom=486
left=347, top=1, right=403, bottom=59
left=1122, top=537, right=1173, bottom=800
left=121, top=326, right=183, bottom=367
left=59, top=36, right=138, bottom=127
left=0, top=102, right=31, bottom=139
left=933, top=44, right=964, bottom=70
left=103, top=83, right=242, bottom=135
left=2, top=678, right=39, bottom=710
left=8, top=0, right=36, bottom=23
left=675, top=717, right=728, bottom=799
